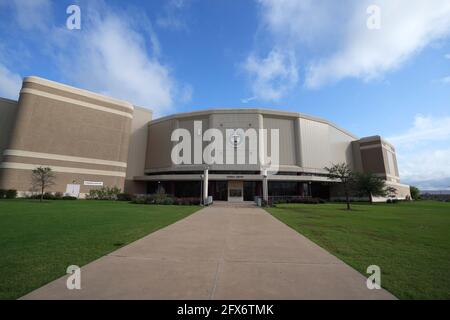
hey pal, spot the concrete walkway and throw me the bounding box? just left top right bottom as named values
left=22, top=204, right=395, bottom=299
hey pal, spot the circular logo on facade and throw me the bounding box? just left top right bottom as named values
left=229, top=130, right=244, bottom=148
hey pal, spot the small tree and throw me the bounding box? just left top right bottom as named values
left=353, top=172, right=387, bottom=203
left=385, top=185, right=398, bottom=199
left=325, top=163, right=355, bottom=210
left=410, top=186, right=420, bottom=200
left=31, top=167, right=55, bottom=202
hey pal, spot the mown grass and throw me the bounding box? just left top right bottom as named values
left=0, top=199, right=199, bottom=299
left=266, top=201, right=450, bottom=299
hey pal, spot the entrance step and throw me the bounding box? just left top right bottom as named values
left=211, top=201, right=256, bottom=208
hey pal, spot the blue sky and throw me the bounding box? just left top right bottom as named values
left=1, top=0, right=450, bottom=189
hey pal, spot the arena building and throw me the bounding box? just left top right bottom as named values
left=0, top=76, right=411, bottom=202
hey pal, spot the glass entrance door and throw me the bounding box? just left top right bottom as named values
left=228, top=180, right=243, bottom=202
left=208, top=181, right=228, bottom=201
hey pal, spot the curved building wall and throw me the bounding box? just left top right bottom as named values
left=144, top=109, right=358, bottom=174
left=0, top=98, right=18, bottom=164
left=0, top=77, right=133, bottom=196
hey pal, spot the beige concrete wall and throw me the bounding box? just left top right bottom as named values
left=0, top=98, right=17, bottom=164
left=208, top=112, right=259, bottom=171
left=328, top=126, right=355, bottom=168
left=145, top=118, right=177, bottom=170
left=0, top=76, right=133, bottom=195
left=263, top=116, right=297, bottom=166
left=299, top=118, right=330, bottom=169
left=124, top=106, right=152, bottom=193
left=145, top=109, right=359, bottom=174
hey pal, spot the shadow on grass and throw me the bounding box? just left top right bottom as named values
left=337, top=208, right=365, bottom=212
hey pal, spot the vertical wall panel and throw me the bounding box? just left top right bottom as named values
left=263, top=117, right=296, bottom=166
left=300, top=118, right=330, bottom=169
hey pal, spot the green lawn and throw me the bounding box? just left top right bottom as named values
left=266, top=201, right=450, bottom=299
left=0, top=200, right=199, bottom=300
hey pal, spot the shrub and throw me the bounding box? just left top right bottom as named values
left=410, top=186, right=420, bottom=200
left=131, top=195, right=148, bottom=204
left=43, top=192, right=55, bottom=200
left=5, top=189, right=17, bottom=199
left=132, top=195, right=200, bottom=205
left=62, top=196, right=77, bottom=200
left=86, top=186, right=121, bottom=200
left=54, top=192, right=63, bottom=200
left=117, top=193, right=133, bottom=201
left=162, top=197, right=175, bottom=205
left=0, top=189, right=5, bottom=199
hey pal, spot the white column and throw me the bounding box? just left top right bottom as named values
left=262, top=168, right=268, bottom=203
left=203, top=168, right=209, bottom=204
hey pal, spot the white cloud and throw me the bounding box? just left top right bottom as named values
left=64, top=13, right=176, bottom=114
left=1, top=1, right=189, bottom=116
left=0, top=64, right=22, bottom=100
left=397, top=148, right=450, bottom=184
left=248, top=0, right=450, bottom=93
left=306, top=0, right=450, bottom=88
left=388, top=115, right=450, bottom=188
left=243, top=49, right=298, bottom=101
left=9, top=0, right=52, bottom=31
left=388, top=115, right=450, bottom=145
left=156, top=0, right=190, bottom=30
left=47, top=3, right=189, bottom=116
left=241, top=96, right=257, bottom=104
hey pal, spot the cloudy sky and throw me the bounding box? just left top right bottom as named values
left=1, top=0, right=449, bottom=190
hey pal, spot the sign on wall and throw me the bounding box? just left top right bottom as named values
left=83, top=181, right=104, bottom=186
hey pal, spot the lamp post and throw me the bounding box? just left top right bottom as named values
left=308, top=181, right=312, bottom=197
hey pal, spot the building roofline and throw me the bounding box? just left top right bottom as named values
left=149, top=108, right=359, bottom=139
left=358, top=135, right=396, bottom=150
left=0, top=97, right=18, bottom=104
left=133, top=105, right=153, bottom=114
left=23, top=76, right=134, bottom=110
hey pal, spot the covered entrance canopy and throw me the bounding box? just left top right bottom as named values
left=137, top=172, right=331, bottom=203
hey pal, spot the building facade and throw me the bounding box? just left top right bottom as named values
left=0, top=76, right=411, bottom=201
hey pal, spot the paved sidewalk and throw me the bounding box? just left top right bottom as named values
left=22, top=205, right=395, bottom=299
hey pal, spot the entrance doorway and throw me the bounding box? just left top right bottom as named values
left=243, top=181, right=262, bottom=201
left=208, top=181, right=228, bottom=201
left=228, top=181, right=243, bottom=202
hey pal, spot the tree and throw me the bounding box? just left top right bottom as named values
left=325, top=163, right=355, bottom=210
left=385, top=185, right=398, bottom=199
left=410, top=186, right=420, bottom=200
left=353, top=172, right=387, bottom=203
left=31, top=167, right=55, bottom=202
